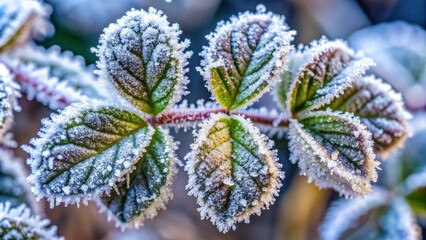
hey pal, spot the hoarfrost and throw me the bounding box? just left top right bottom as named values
left=199, top=7, right=295, bottom=110
left=0, top=64, right=20, bottom=138
left=96, top=7, right=191, bottom=115
left=185, top=113, right=283, bottom=233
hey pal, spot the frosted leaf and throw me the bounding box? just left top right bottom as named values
left=0, top=202, right=63, bottom=239
left=24, top=100, right=156, bottom=205
left=288, top=111, right=379, bottom=197
left=321, top=190, right=421, bottom=240
left=323, top=76, right=411, bottom=158
left=349, top=21, right=426, bottom=110
left=185, top=113, right=283, bottom=233
left=96, top=8, right=191, bottom=115
left=199, top=8, right=295, bottom=110
left=99, top=127, right=178, bottom=229
left=0, top=64, right=20, bottom=138
left=4, top=44, right=108, bottom=109
left=0, top=0, right=52, bottom=52
left=0, top=149, right=36, bottom=211
left=284, top=39, right=374, bottom=115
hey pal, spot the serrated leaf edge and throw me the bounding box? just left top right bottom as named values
left=97, top=127, right=180, bottom=230
left=0, top=202, right=63, bottom=240
left=185, top=113, right=284, bottom=233
left=23, top=100, right=155, bottom=206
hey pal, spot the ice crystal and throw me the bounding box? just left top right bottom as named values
left=349, top=21, right=426, bottom=109
left=24, top=100, right=157, bottom=206
left=283, top=38, right=374, bottom=115
left=0, top=202, right=63, bottom=239
left=185, top=113, right=283, bottom=233
left=0, top=149, right=37, bottom=211
left=99, top=127, right=179, bottom=229
left=5, top=44, right=108, bottom=109
left=321, top=189, right=421, bottom=240
left=0, top=0, right=52, bottom=52
left=96, top=7, right=191, bottom=115
left=199, top=8, right=295, bottom=110
left=323, top=76, right=411, bottom=158
left=0, top=64, right=20, bottom=138
left=288, top=110, right=379, bottom=197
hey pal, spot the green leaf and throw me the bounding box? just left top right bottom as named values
left=286, top=39, right=374, bottom=116
left=0, top=64, right=19, bottom=138
left=200, top=10, right=294, bottom=110
left=186, top=114, right=283, bottom=233
left=99, top=127, right=178, bottom=228
left=0, top=203, right=63, bottom=239
left=323, top=76, right=411, bottom=158
left=24, top=100, right=156, bottom=206
left=0, top=0, right=51, bottom=52
left=322, top=191, right=421, bottom=240
left=96, top=8, right=190, bottom=115
left=288, top=110, right=379, bottom=197
left=0, top=149, right=35, bottom=210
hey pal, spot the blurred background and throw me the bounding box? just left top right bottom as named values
left=12, top=0, right=426, bottom=239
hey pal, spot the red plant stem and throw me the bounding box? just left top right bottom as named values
left=3, top=62, right=72, bottom=106
left=147, top=107, right=290, bottom=128
left=3, top=61, right=291, bottom=129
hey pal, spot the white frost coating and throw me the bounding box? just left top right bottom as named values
left=349, top=21, right=426, bottom=110
left=23, top=99, right=155, bottom=206
left=399, top=169, right=426, bottom=196
left=320, top=188, right=387, bottom=240
left=0, top=64, right=20, bottom=138
left=0, top=149, right=39, bottom=213
left=343, top=76, right=412, bottom=158
left=0, top=202, right=63, bottom=239
left=286, top=38, right=375, bottom=113
left=4, top=44, right=109, bottom=109
left=185, top=113, right=283, bottom=233
left=288, top=111, right=379, bottom=197
left=95, top=7, right=191, bottom=115
left=199, top=7, right=295, bottom=110
left=97, top=127, right=180, bottom=230
left=0, top=0, right=53, bottom=51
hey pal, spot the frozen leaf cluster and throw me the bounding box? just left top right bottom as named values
left=24, top=8, right=185, bottom=228
left=276, top=39, right=410, bottom=197
left=349, top=21, right=426, bottom=110
left=96, top=7, right=191, bottom=115
left=185, top=7, right=290, bottom=232
left=0, top=0, right=52, bottom=52
left=186, top=114, right=283, bottom=232
left=0, top=202, right=63, bottom=239
left=199, top=7, right=295, bottom=110
left=4, top=44, right=108, bottom=109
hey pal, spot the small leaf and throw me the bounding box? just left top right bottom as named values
left=323, top=76, right=411, bottom=158
left=0, top=0, right=52, bottom=52
left=321, top=190, right=421, bottom=240
left=186, top=113, right=283, bottom=233
left=24, top=100, right=156, bottom=206
left=288, top=110, right=379, bottom=197
left=99, top=127, right=178, bottom=228
left=0, top=64, right=20, bottom=138
left=199, top=8, right=295, bottom=110
left=0, top=202, right=63, bottom=239
left=96, top=8, right=191, bottom=115
left=5, top=44, right=108, bottom=109
left=0, top=149, right=35, bottom=210
left=285, top=39, right=374, bottom=115
left=405, top=183, right=426, bottom=217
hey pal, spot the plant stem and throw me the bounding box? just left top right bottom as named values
left=3, top=62, right=291, bottom=130
left=147, top=107, right=290, bottom=129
